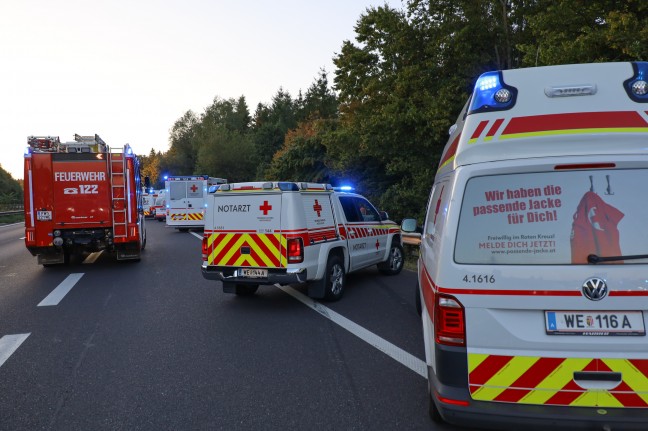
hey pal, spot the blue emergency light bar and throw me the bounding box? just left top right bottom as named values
left=468, top=71, right=518, bottom=115
left=624, top=61, right=648, bottom=103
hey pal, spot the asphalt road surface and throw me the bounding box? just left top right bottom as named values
left=0, top=221, right=477, bottom=430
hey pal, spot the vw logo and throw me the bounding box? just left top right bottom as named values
left=582, top=277, right=608, bottom=301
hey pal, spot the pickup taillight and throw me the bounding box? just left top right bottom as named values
left=287, top=238, right=303, bottom=263
left=435, top=294, right=466, bottom=347
left=202, top=236, right=208, bottom=261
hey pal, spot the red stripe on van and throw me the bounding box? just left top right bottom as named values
left=503, top=111, right=647, bottom=135
left=470, top=121, right=489, bottom=140
left=485, top=118, right=505, bottom=137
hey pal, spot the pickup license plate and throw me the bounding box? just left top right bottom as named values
left=37, top=210, right=52, bottom=221
left=545, top=310, right=645, bottom=336
left=239, top=268, right=268, bottom=279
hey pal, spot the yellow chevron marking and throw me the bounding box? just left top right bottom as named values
left=471, top=356, right=540, bottom=400
left=247, top=235, right=276, bottom=267
left=592, top=391, right=624, bottom=408
left=220, top=235, right=248, bottom=265
left=208, top=233, right=234, bottom=264
left=602, top=358, right=648, bottom=403
left=520, top=358, right=592, bottom=405
left=234, top=253, right=257, bottom=267
left=468, top=353, right=489, bottom=373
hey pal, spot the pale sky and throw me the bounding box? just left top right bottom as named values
left=0, top=0, right=403, bottom=180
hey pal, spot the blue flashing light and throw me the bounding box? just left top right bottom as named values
left=163, top=175, right=168, bottom=180
left=623, top=62, right=648, bottom=103
left=333, top=185, right=354, bottom=192
left=468, top=71, right=517, bottom=115
left=25, top=146, right=31, bottom=156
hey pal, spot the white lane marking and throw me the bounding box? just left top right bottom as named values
left=38, top=273, right=84, bottom=307
left=190, top=231, right=202, bottom=240
left=277, top=285, right=427, bottom=378
left=83, top=251, right=103, bottom=264
left=190, top=233, right=426, bottom=378
left=0, top=222, right=24, bottom=229
left=0, top=333, right=30, bottom=368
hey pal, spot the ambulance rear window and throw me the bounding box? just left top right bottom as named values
left=455, top=169, right=648, bottom=265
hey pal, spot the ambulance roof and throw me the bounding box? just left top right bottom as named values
left=438, top=61, right=648, bottom=174
left=215, top=181, right=333, bottom=193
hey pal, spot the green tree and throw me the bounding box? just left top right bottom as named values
left=252, top=89, right=298, bottom=178
left=0, top=165, right=23, bottom=204
left=163, top=110, right=200, bottom=176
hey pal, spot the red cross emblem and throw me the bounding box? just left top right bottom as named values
left=313, top=200, right=323, bottom=217
left=260, top=200, right=272, bottom=215
left=190, top=184, right=198, bottom=193
left=375, top=239, right=380, bottom=250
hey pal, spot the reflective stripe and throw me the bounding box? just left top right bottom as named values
left=469, top=353, right=648, bottom=407
left=206, top=233, right=287, bottom=268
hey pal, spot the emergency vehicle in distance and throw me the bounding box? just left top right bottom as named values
left=201, top=182, right=403, bottom=300
left=165, top=175, right=227, bottom=231
left=24, top=134, right=147, bottom=266
left=402, top=62, right=648, bottom=429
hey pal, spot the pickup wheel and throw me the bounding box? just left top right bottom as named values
left=235, top=284, right=259, bottom=296
left=323, top=255, right=345, bottom=301
left=378, top=243, right=404, bottom=275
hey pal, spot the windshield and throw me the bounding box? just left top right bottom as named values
left=455, top=169, right=648, bottom=265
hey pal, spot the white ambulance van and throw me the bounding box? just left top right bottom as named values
left=165, top=176, right=226, bottom=230
left=201, top=182, right=403, bottom=299
left=402, top=62, right=648, bottom=430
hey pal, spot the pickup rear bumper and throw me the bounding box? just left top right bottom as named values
left=201, top=265, right=307, bottom=285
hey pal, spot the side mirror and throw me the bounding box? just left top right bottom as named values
left=379, top=210, right=389, bottom=221
left=401, top=218, right=417, bottom=233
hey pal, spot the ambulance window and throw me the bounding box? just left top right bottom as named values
left=455, top=169, right=648, bottom=265
left=169, top=182, right=185, bottom=201
left=339, top=196, right=361, bottom=222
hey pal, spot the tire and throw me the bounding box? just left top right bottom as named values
left=235, top=284, right=259, bottom=296
left=323, top=255, right=345, bottom=301
left=378, top=243, right=404, bottom=275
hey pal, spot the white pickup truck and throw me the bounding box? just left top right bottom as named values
left=201, top=182, right=404, bottom=300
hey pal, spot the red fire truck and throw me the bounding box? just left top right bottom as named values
left=24, top=134, right=147, bottom=266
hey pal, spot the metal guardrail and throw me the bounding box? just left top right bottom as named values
left=0, top=210, right=23, bottom=216
left=402, top=232, right=421, bottom=246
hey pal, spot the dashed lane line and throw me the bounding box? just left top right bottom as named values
left=38, top=273, right=84, bottom=307
left=0, top=334, right=30, bottom=368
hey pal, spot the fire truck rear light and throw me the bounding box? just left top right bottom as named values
left=435, top=294, right=466, bottom=347
left=287, top=238, right=303, bottom=263
left=53, top=230, right=61, bottom=237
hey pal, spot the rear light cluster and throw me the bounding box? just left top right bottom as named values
left=435, top=294, right=466, bottom=347
left=201, top=236, right=208, bottom=261
left=287, top=238, right=303, bottom=263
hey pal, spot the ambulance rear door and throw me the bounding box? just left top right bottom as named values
left=205, top=190, right=286, bottom=270
left=167, top=177, right=206, bottom=227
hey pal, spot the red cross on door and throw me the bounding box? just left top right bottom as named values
left=375, top=239, right=380, bottom=250
left=313, top=200, right=323, bottom=217
left=190, top=184, right=198, bottom=193
left=260, top=200, right=272, bottom=215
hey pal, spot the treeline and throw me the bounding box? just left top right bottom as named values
left=141, top=0, right=647, bottom=221
left=0, top=165, right=22, bottom=205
